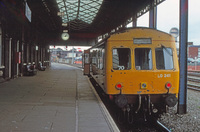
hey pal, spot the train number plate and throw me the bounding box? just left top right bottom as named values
left=157, top=74, right=171, bottom=78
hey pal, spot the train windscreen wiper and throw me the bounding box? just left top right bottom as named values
left=161, top=45, right=173, bottom=56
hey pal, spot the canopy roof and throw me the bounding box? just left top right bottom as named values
left=27, top=0, right=164, bottom=39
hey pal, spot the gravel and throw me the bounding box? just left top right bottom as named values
left=159, top=90, right=200, bottom=132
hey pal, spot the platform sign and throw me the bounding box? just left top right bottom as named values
left=15, top=52, right=21, bottom=64
left=169, top=27, right=179, bottom=38
left=25, top=2, right=32, bottom=22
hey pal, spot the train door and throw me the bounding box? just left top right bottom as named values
left=83, top=50, right=90, bottom=75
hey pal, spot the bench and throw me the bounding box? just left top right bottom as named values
left=38, top=62, right=46, bottom=71
left=25, top=64, right=37, bottom=76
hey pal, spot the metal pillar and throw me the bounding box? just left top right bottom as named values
left=40, top=47, right=42, bottom=63
left=0, top=25, right=2, bottom=67
left=35, top=46, right=38, bottom=68
left=149, top=6, right=157, bottom=29
left=26, top=44, right=29, bottom=64
left=30, top=45, right=33, bottom=64
left=43, top=47, right=45, bottom=64
left=132, top=16, right=137, bottom=27
left=178, top=0, right=188, bottom=114
left=38, top=46, right=41, bottom=62
left=72, top=46, right=74, bottom=64
left=20, top=40, right=25, bottom=76
left=11, top=39, right=15, bottom=79
left=20, top=1, right=25, bottom=76
left=4, top=38, right=9, bottom=79
left=16, top=40, right=19, bottom=76
left=9, top=38, right=12, bottom=78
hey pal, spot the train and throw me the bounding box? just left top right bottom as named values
left=83, top=27, right=179, bottom=122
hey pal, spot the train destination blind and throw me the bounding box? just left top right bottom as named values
left=133, top=38, right=152, bottom=44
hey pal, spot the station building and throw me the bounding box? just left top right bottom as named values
left=188, top=45, right=200, bottom=59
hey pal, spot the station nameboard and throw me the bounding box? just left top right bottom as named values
left=169, top=27, right=179, bottom=38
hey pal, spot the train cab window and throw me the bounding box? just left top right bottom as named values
left=112, top=48, right=131, bottom=70
left=135, top=48, right=152, bottom=70
left=155, top=48, right=174, bottom=70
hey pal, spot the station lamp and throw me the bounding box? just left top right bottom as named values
left=36, top=46, right=38, bottom=51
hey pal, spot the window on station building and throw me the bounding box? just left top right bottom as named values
left=135, top=48, right=152, bottom=70
left=112, top=48, right=131, bottom=70
left=155, top=47, right=174, bottom=70
left=198, top=48, right=200, bottom=58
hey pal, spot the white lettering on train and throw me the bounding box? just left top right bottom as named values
left=157, top=74, right=171, bottom=78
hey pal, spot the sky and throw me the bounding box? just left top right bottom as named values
left=136, top=0, right=200, bottom=45
left=52, top=0, right=200, bottom=50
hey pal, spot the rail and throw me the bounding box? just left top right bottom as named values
left=89, top=75, right=171, bottom=132
left=187, top=71, right=200, bottom=91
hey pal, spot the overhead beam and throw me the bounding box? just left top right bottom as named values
left=132, top=15, right=137, bottom=27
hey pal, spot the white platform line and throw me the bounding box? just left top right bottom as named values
left=87, top=77, right=120, bottom=132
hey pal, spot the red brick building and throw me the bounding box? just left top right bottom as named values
left=188, top=45, right=200, bottom=59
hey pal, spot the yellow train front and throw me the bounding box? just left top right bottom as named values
left=87, top=27, right=179, bottom=120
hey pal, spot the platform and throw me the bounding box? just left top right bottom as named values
left=0, top=63, right=116, bottom=132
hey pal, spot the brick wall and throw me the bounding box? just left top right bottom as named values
left=188, top=47, right=198, bottom=59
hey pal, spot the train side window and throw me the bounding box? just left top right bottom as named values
left=112, top=48, right=131, bottom=70
left=155, top=48, right=174, bottom=70
left=91, top=50, right=97, bottom=65
left=135, top=48, right=152, bottom=70
left=99, top=49, right=104, bottom=70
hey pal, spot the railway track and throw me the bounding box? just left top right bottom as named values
left=187, top=83, right=200, bottom=91
left=188, top=72, right=200, bottom=77
left=154, top=120, right=171, bottom=132
left=187, top=72, right=200, bottom=91
left=89, top=75, right=171, bottom=132
left=86, top=70, right=199, bottom=131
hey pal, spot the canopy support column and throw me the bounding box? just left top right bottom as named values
left=178, top=0, right=188, bottom=114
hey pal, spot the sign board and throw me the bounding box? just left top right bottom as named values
left=25, top=2, right=32, bottom=22
left=169, top=27, right=179, bottom=38
left=15, top=52, right=21, bottom=64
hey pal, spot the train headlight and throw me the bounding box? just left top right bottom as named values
left=115, top=83, right=123, bottom=90
left=165, top=82, right=172, bottom=89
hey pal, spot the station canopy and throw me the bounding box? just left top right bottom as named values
left=56, top=0, right=103, bottom=26
left=27, top=0, right=165, bottom=39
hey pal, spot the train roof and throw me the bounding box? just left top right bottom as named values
left=111, top=27, right=173, bottom=38
left=90, top=27, right=174, bottom=49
